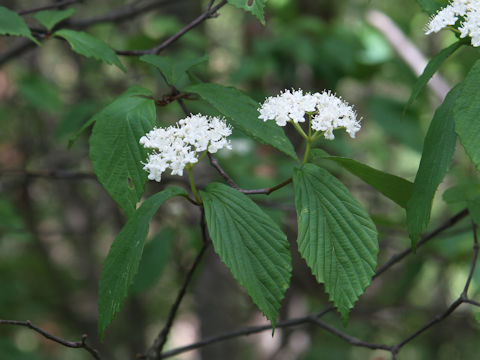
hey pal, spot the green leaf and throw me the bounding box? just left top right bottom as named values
left=18, top=74, right=61, bottom=112
left=310, top=150, right=413, bottom=208
left=185, top=83, right=298, bottom=160
left=140, top=54, right=208, bottom=88
left=130, top=229, right=174, bottom=295
left=54, top=29, right=125, bottom=71
left=98, top=187, right=187, bottom=338
left=407, top=85, right=461, bottom=247
left=475, top=312, right=480, bottom=325
left=89, top=86, right=156, bottom=217
left=0, top=6, right=39, bottom=45
left=55, top=101, right=98, bottom=140
left=201, top=183, right=292, bottom=327
left=228, top=0, right=267, bottom=25
left=454, top=60, right=480, bottom=172
left=416, top=0, right=448, bottom=15
left=443, top=184, right=480, bottom=204
left=469, top=196, right=480, bottom=226
left=293, top=164, right=378, bottom=322
left=406, top=40, right=464, bottom=110
left=34, top=8, right=75, bottom=31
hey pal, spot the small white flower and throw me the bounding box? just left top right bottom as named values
left=425, top=0, right=480, bottom=47
left=140, top=114, right=232, bottom=182
left=258, top=89, right=361, bottom=140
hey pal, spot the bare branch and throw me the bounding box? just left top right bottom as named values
left=17, top=0, right=81, bottom=15
left=0, top=320, right=100, bottom=360
left=141, top=210, right=209, bottom=360
left=0, top=168, right=96, bottom=180
left=116, top=0, right=228, bottom=56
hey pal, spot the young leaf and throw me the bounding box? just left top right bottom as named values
left=98, top=187, right=187, bottom=338
left=185, top=83, right=298, bottom=160
left=405, top=40, right=464, bottom=110
left=201, top=183, right=292, bottom=327
left=89, top=86, right=156, bottom=217
left=34, top=8, right=76, bottom=31
left=310, top=150, right=413, bottom=208
left=140, top=54, right=208, bottom=88
left=0, top=6, right=39, bottom=45
left=407, top=85, right=461, bottom=247
left=54, top=29, right=125, bottom=71
left=130, top=229, right=174, bottom=295
left=454, top=60, right=480, bottom=172
left=228, top=0, right=267, bottom=25
left=293, top=164, right=378, bottom=322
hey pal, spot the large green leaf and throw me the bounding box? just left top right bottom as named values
left=293, top=164, right=378, bottom=322
left=228, top=0, right=267, bottom=24
left=34, top=8, right=75, bottom=31
left=98, top=187, right=187, bottom=338
left=407, top=85, right=461, bottom=247
left=406, top=40, right=464, bottom=110
left=54, top=29, right=125, bottom=71
left=89, top=86, right=156, bottom=217
left=0, top=6, right=39, bottom=44
left=130, top=229, right=174, bottom=295
left=310, top=149, right=413, bottom=208
left=140, top=54, right=208, bottom=88
left=454, top=60, right=480, bottom=172
left=201, top=183, right=292, bottom=327
left=185, top=83, right=298, bottom=160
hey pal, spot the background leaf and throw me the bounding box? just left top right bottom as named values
left=293, top=164, right=378, bottom=322
left=406, top=40, right=464, bottom=110
left=34, top=8, right=76, bottom=31
left=98, top=187, right=187, bottom=338
left=201, top=182, right=292, bottom=327
left=130, top=229, right=174, bottom=295
left=54, top=29, right=125, bottom=71
left=415, top=0, right=448, bottom=14
left=186, top=83, right=298, bottom=160
left=0, top=6, right=39, bottom=44
left=407, top=85, right=461, bottom=247
left=454, top=59, right=480, bottom=172
left=140, top=54, right=208, bottom=88
left=228, top=0, right=267, bottom=25
left=310, top=150, right=413, bottom=208
left=89, top=86, right=156, bottom=217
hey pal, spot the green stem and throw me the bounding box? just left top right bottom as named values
left=291, top=121, right=308, bottom=140
left=187, top=167, right=202, bottom=204
left=302, top=139, right=312, bottom=165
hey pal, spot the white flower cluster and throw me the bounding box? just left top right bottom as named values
left=258, top=89, right=361, bottom=140
left=140, top=114, right=232, bottom=182
left=425, top=0, right=480, bottom=47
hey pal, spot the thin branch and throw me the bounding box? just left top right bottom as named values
left=0, top=320, right=100, bottom=360
left=207, top=153, right=293, bottom=195
left=0, top=0, right=180, bottom=66
left=116, top=0, right=228, bottom=56
left=373, top=208, right=469, bottom=279
left=142, top=211, right=209, bottom=360
left=309, top=318, right=393, bottom=352
left=0, top=168, right=96, bottom=180
left=157, top=209, right=471, bottom=359
left=17, top=0, right=81, bottom=15
left=462, top=222, right=479, bottom=296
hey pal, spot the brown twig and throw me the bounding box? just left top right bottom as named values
left=207, top=153, right=293, bottom=195
left=17, top=0, right=81, bottom=15
left=0, top=168, right=96, bottom=180
left=154, top=208, right=474, bottom=359
left=0, top=320, right=100, bottom=359
left=116, top=0, right=228, bottom=56
left=141, top=209, right=209, bottom=360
